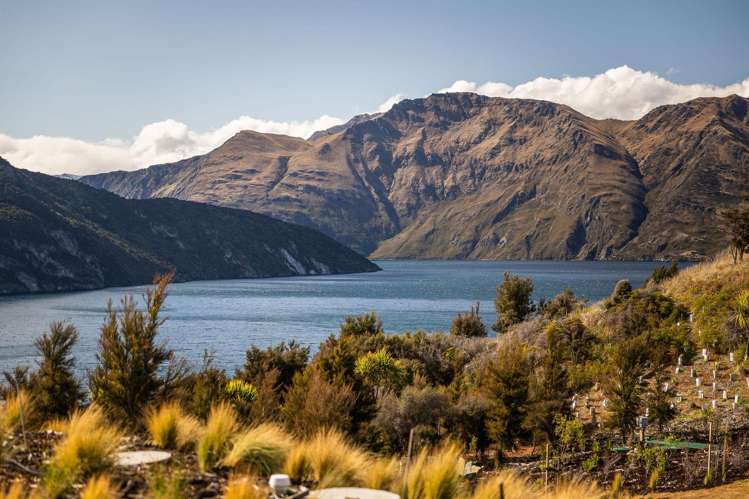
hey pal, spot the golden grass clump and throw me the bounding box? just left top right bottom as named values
left=148, top=470, right=187, bottom=499
left=543, top=478, right=605, bottom=499
left=0, top=390, right=34, bottom=433
left=402, top=441, right=465, bottom=499
left=146, top=402, right=201, bottom=450
left=224, top=476, right=268, bottom=499
left=197, top=402, right=239, bottom=472
left=43, top=405, right=123, bottom=498
left=80, top=475, right=117, bottom=499
left=284, top=428, right=370, bottom=488
left=221, top=422, right=295, bottom=474
left=364, top=456, right=401, bottom=492
left=470, top=470, right=536, bottom=499
left=0, top=481, right=41, bottom=499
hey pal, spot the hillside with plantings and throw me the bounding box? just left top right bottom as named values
left=1, top=245, right=749, bottom=497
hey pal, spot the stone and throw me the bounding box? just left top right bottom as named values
left=116, top=450, right=171, bottom=467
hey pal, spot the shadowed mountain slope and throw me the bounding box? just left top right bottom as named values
left=0, top=157, right=378, bottom=295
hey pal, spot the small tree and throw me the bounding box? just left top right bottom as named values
left=492, top=273, right=535, bottom=333
left=450, top=302, right=487, bottom=337
left=340, top=312, right=384, bottom=337
left=730, top=290, right=749, bottom=354
left=482, top=342, right=531, bottom=456
left=605, top=336, right=651, bottom=440
left=89, top=272, right=185, bottom=424
left=721, top=203, right=749, bottom=264
left=646, top=372, right=676, bottom=432
left=31, top=322, right=84, bottom=422
left=354, top=349, right=406, bottom=399
left=239, top=341, right=309, bottom=393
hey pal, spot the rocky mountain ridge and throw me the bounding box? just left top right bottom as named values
left=80, top=94, right=749, bottom=260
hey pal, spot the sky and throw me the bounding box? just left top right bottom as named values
left=1, top=0, right=748, bottom=175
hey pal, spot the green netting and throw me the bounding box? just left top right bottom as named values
left=646, top=439, right=707, bottom=450
left=611, top=439, right=707, bottom=453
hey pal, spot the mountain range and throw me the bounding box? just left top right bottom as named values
left=0, top=158, right=378, bottom=295
left=80, top=93, right=749, bottom=260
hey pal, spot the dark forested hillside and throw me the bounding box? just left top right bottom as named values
left=0, top=157, right=378, bottom=295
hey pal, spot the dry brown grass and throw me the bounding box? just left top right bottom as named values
left=402, top=441, right=465, bottom=499
left=80, top=475, right=117, bottom=499
left=43, top=405, right=123, bottom=498
left=364, top=456, right=401, bottom=492
left=221, top=423, right=295, bottom=475
left=0, top=390, right=34, bottom=433
left=224, top=476, right=268, bottom=499
left=284, top=428, right=370, bottom=488
left=197, top=402, right=239, bottom=472
left=146, top=402, right=201, bottom=450
left=470, top=470, right=537, bottom=499
left=662, top=252, right=749, bottom=304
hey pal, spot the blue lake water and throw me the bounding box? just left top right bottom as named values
left=0, top=260, right=663, bottom=374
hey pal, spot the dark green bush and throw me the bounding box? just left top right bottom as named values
left=493, top=273, right=535, bottom=333
left=30, top=322, right=84, bottom=422
left=450, top=302, right=487, bottom=337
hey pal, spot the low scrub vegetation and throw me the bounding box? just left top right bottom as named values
left=44, top=405, right=122, bottom=497
left=2, top=250, right=749, bottom=496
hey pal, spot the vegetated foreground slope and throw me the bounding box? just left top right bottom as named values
left=80, top=94, right=749, bottom=260
left=0, top=157, right=379, bottom=295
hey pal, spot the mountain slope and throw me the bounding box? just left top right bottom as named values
left=0, top=158, right=378, bottom=295
left=80, top=94, right=749, bottom=260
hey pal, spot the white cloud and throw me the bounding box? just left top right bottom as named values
left=2, top=66, right=748, bottom=176
left=437, top=66, right=749, bottom=120
left=0, top=114, right=344, bottom=176
left=376, top=94, right=406, bottom=113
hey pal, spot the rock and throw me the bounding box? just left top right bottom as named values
left=115, top=450, right=171, bottom=466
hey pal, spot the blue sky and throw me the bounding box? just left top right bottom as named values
left=1, top=0, right=748, bottom=175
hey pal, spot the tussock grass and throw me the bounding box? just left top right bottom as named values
left=402, top=441, right=465, bottom=499
left=470, top=470, right=536, bottom=499
left=221, top=423, right=294, bottom=475
left=0, top=481, right=40, bottom=499
left=224, top=476, right=267, bottom=499
left=284, top=428, right=369, bottom=488
left=80, top=475, right=117, bottom=499
left=364, top=456, right=401, bottom=492
left=0, top=389, right=34, bottom=433
left=146, top=402, right=201, bottom=450
left=197, top=402, right=239, bottom=471
left=43, top=405, right=123, bottom=498
left=543, top=478, right=605, bottom=499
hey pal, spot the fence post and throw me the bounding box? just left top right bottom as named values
left=499, top=482, right=505, bottom=499
left=404, top=427, right=415, bottom=478
left=545, top=442, right=550, bottom=492
left=706, top=421, right=713, bottom=483
left=722, top=433, right=727, bottom=482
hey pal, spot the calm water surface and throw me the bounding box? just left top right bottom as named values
left=0, top=260, right=663, bottom=373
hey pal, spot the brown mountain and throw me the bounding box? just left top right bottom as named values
left=80, top=94, right=749, bottom=260
left=0, top=158, right=378, bottom=295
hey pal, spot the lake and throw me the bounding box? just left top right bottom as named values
left=0, top=260, right=663, bottom=374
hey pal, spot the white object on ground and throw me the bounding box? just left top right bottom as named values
left=269, top=474, right=291, bottom=495
left=115, top=450, right=171, bottom=466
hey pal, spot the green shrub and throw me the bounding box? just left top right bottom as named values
left=89, top=273, right=186, bottom=424
left=355, top=349, right=406, bottom=399
left=239, top=341, right=309, bottom=393
left=30, top=322, right=84, bottom=423
left=450, top=302, right=487, bottom=337
left=492, top=273, right=535, bottom=333
left=281, top=368, right=355, bottom=437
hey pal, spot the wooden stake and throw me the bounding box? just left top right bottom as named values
left=722, top=434, right=727, bottom=482
left=707, top=421, right=712, bottom=482
left=404, top=427, right=415, bottom=478
left=499, top=482, right=505, bottom=499
left=545, top=442, right=550, bottom=491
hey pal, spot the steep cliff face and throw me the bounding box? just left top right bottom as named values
left=0, top=158, right=379, bottom=295
left=80, top=94, right=749, bottom=260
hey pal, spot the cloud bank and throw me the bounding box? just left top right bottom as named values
left=436, top=65, right=749, bottom=120
left=2, top=66, right=748, bottom=176
left=0, top=115, right=343, bottom=176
